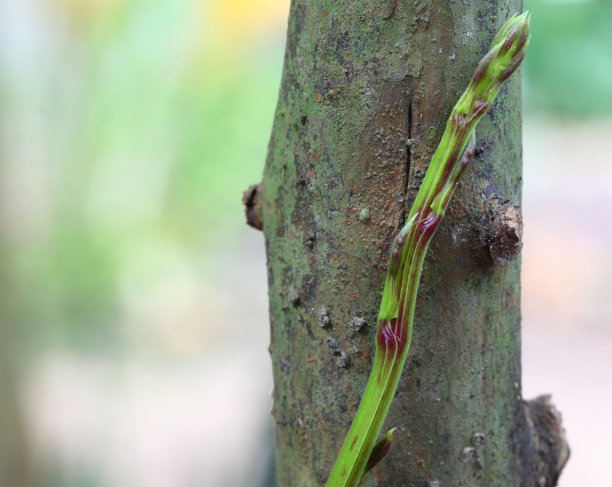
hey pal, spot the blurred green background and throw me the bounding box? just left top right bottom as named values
left=0, top=0, right=610, bottom=486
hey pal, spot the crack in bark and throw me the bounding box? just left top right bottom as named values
left=401, top=100, right=413, bottom=227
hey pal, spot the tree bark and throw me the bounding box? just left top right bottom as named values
left=257, top=1, right=568, bottom=485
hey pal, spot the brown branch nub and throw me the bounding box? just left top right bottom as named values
left=242, top=182, right=263, bottom=231
left=523, top=395, right=570, bottom=487
left=486, top=197, right=523, bottom=265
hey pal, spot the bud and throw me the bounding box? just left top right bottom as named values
left=492, top=11, right=531, bottom=48
left=471, top=11, right=531, bottom=100
left=364, top=428, right=396, bottom=474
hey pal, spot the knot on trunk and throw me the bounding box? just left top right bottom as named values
left=485, top=196, right=523, bottom=265
left=242, top=182, right=264, bottom=231
left=522, top=395, right=570, bottom=487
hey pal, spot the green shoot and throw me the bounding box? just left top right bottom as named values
left=325, top=12, right=530, bottom=486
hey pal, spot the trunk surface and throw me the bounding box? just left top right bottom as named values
left=258, top=1, right=565, bottom=485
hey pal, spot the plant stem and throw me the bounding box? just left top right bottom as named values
left=325, top=12, right=530, bottom=486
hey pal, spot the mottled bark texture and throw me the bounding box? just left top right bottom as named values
left=258, top=1, right=568, bottom=485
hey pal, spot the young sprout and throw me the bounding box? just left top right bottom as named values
left=325, top=12, right=530, bottom=487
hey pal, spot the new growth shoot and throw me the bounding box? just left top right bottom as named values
left=326, top=12, right=530, bottom=486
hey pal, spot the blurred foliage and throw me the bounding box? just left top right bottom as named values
left=0, top=0, right=286, bottom=351
left=524, top=0, right=612, bottom=116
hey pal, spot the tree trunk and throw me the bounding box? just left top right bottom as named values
left=256, top=1, right=568, bottom=485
